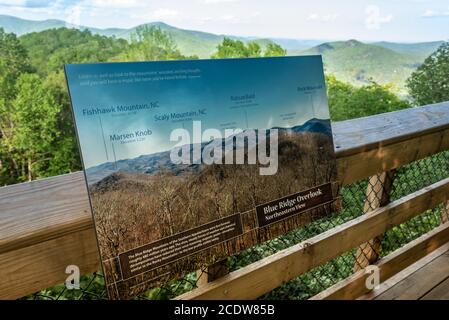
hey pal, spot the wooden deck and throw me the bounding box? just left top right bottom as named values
left=359, top=242, right=449, bottom=300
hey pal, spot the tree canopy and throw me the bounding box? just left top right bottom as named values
left=326, top=75, right=410, bottom=121
left=211, top=38, right=286, bottom=58
left=20, top=28, right=128, bottom=75
left=0, top=28, right=81, bottom=184
left=119, top=26, right=195, bottom=61
left=407, top=42, right=449, bottom=106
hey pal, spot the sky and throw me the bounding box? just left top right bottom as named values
left=0, top=0, right=448, bottom=42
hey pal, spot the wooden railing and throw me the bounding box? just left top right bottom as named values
left=1, top=102, right=448, bottom=300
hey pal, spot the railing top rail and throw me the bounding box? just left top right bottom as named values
left=333, top=102, right=449, bottom=157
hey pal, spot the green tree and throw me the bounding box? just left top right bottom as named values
left=246, top=42, right=262, bottom=57
left=0, top=28, right=34, bottom=185
left=1, top=28, right=80, bottom=185
left=1, top=74, right=59, bottom=182
left=120, top=26, right=192, bottom=61
left=264, top=43, right=287, bottom=57
left=20, top=28, right=128, bottom=75
left=326, top=75, right=410, bottom=121
left=212, top=38, right=253, bottom=58
left=43, top=71, right=81, bottom=176
left=212, top=38, right=286, bottom=58
left=0, top=28, right=33, bottom=98
left=407, top=42, right=449, bottom=105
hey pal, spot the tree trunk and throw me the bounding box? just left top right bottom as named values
left=27, top=158, right=32, bottom=182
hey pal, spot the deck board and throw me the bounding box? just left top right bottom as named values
left=373, top=248, right=449, bottom=300
left=421, top=277, right=449, bottom=300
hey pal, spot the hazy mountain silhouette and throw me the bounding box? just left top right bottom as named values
left=86, top=118, right=331, bottom=185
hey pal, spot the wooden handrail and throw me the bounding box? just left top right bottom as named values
left=1, top=102, right=448, bottom=299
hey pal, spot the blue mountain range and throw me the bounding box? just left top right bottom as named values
left=86, top=118, right=331, bottom=185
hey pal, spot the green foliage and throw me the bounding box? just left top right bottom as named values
left=326, top=75, right=410, bottom=121
left=20, top=28, right=128, bottom=75
left=0, top=29, right=81, bottom=185
left=0, top=28, right=34, bottom=184
left=264, top=43, right=287, bottom=57
left=212, top=38, right=259, bottom=58
left=0, top=28, right=33, bottom=100
left=42, top=71, right=81, bottom=175
left=212, top=38, right=287, bottom=58
left=1, top=73, right=59, bottom=182
left=407, top=42, right=449, bottom=106
left=119, top=26, right=195, bottom=61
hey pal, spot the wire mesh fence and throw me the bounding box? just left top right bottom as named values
left=25, top=150, right=449, bottom=300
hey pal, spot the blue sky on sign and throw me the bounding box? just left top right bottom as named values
left=0, top=0, right=448, bottom=42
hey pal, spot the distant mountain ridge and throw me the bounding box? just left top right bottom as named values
left=1, top=15, right=445, bottom=91
left=373, top=41, right=445, bottom=60
left=2, top=14, right=443, bottom=60
left=86, top=118, right=331, bottom=184
left=299, top=39, right=425, bottom=92
left=0, top=14, right=277, bottom=58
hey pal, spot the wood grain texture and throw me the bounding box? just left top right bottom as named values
left=375, top=252, right=449, bottom=300
left=0, top=103, right=448, bottom=299
left=177, top=178, right=449, bottom=300
left=421, top=276, right=449, bottom=300
left=197, top=260, right=230, bottom=287
left=312, top=223, right=449, bottom=300
left=332, top=102, right=449, bottom=158
left=0, top=172, right=92, bottom=254
left=359, top=242, right=449, bottom=300
left=0, top=228, right=99, bottom=300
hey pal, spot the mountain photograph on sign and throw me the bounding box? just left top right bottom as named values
left=85, top=118, right=332, bottom=184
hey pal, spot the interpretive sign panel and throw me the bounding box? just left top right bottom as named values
left=65, top=56, right=340, bottom=299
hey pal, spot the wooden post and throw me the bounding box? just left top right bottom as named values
left=196, top=259, right=229, bottom=287
left=441, top=201, right=449, bottom=224
left=354, top=170, right=396, bottom=271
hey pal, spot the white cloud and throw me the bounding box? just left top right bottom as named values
left=422, top=8, right=449, bottom=18
left=307, top=13, right=338, bottom=22
left=0, top=0, right=27, bottom=5
left=64, top=4, right=82, bottom=26
left=91, top=0, right=139, bottom=8
left=130, top=8, right=181, bottom=22
left=152, top=8, right=179, bottom=19
left=365, top=5, right=393, bottom=30
left=216, top=11, right=260, bottom=24
left=220, top=14, right=236, bottom=21
left=202, top=0, right=238, bottom=4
